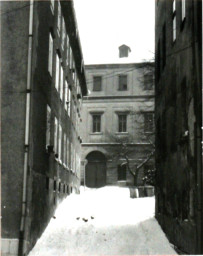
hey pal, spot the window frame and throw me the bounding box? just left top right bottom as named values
left=93, top=76, right=102, bottom=91
left=144, top=112, right=154, bottom=133
left=48, top=33, right=53, bottom=76
left=118, top=114, right=127, bottom=133
left=172, top=0, right=176, bottom=42
left=118, top=75, right=128, bottom=91
left=92, top=114, right=102, bottom=133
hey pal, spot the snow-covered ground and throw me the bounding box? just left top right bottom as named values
left=29, top=186, right=177, bottom=256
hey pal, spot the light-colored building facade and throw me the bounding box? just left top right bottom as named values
left=81, top=63, right=155, bottom=188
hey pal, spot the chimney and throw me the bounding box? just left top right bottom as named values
left=119, top=44, right=131, bottom=58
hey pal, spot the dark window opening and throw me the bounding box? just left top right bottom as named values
left=93, top=76, right=102, bottom=91
left=58, top=182, right=61, bottom=192
left=54, top=180, right=57, bottom=191
left=144, top=73, right=153, bottom=90
left=118, top=75, right=127, bottom=91
left=118, top=164, right=127, bottom=181
left=144, top=113, right=154, bottom=133
left=92, top=114, right=101, bottom=133
left=118, top=114, right=127, bottom=132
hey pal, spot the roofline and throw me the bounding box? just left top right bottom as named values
left=85, top=62, right=154, bottom=69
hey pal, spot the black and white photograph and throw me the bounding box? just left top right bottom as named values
left=1, top=0, right=202, bottom=255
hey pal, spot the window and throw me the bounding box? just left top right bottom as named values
left=46, top=105, right=51, bottom=148
left=58, top=124, right=62, bottom=162
left=144, top=73, right=153, bottom=90
left=57, top=1, right=61, bottom=36
left=118, top=114, right=127, bottom=133
left=118, top=164, right=127, bottom=181
left=63, top=133, right=66, bottom=165
left=64, top=81, right=68, bottom=110
left=50, top=0, right=54, bottom=14
left=70, top=47, right=73, bottom=69
left=68, top=88, right=71, bottom=117
left=172, top=0, right=176, bottom=42
left=60, top=66, right=64, bottom=100
left=118, top=75, right=127, bottom=91
left=144, top=113, right=154, bottom=133
left=61, top=18, right=66, bottom=50
left=66, top=36, right=70, bottom=66
left=54, top=117, right=58, bottom=153
left=182, top=0, right=186, bottom=21
left=48, top=33, right=53, bottom=75
left=92, top=114, right=101, bottom=133
left=66, top=136, right=69, bottom=167
left=93, top=76, right=102, bottom=91
left=55, top=53, right=60, bottom=91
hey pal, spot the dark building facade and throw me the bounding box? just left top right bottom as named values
left=1, top=1, right=87, bottom=255
left=155, top=0, right=202, bottom=254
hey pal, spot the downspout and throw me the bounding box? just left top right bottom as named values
left=18, top=0, right=34, bottom=255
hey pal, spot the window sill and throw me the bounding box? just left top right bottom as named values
left=115, top=132, right=129, bottom=135
left=90, top=132, right=103, bottom=135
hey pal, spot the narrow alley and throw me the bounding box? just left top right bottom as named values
left=29, top=187, right=176, bottom=256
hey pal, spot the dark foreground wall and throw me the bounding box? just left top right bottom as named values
left=1, top=1, right=86, bottom=255
left=155, top=0, right=202, bottom=254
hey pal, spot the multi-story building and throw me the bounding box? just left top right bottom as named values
left=1, top=1, right=87, bottom=255
left=81, top=61, right=155, bottom=188
left=155, top=0, right=202, bottom=254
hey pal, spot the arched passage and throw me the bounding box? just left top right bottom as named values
left=85, top=151, right=106, bottom=188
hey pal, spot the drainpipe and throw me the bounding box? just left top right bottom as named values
left=18, top=1, right=34, bottom=255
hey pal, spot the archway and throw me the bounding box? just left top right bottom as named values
left=85, top=151, right=106, bottom=188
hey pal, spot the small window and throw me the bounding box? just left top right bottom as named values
left=57, top=1, right=61, bottom=36
left=181, top=0, right=186, bottom=21
left=54, top=117, right=58, bottom=153
left=55, top=53, right=60, bottom=91
left=92, top=114, right=101, bottom=133
left=172, top=0, right=176, bottom=42
left=54, top=180, right=57, bottom=191
left=48, top=33, right=53, bottom=75
left=68, top=88, right=71, bottom=117
left=46, top=105, right=51, bottom=148
left=60, top=66, right=64, bottom=100
left=118, top=75, right=127, bottom=91
left=144, top=113, right=154, bottom=133
left=118, top=114, right=127, bottom=133
left=61, top=18, right=66, bottom=50
left=118, top=164, right=127, bottom=181
left=144, top=73, right=153, bottom=90
left=93, top=76, right=102, bottom=91
left=58, top=124, right=62, bottom=162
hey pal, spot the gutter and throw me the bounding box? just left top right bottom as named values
left=18, top=0, right=34, bottom=255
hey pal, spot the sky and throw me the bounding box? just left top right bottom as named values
left=74, top=0, right=155, bottom=64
